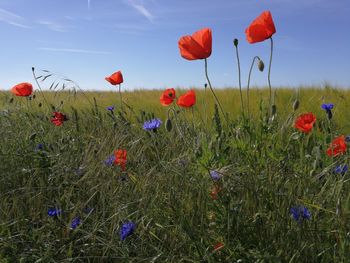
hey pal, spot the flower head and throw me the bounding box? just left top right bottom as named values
left=245, top=11, right=276, bottom=44
left=321, top=103, right=334, bottom=119
left=48, top=208, right=61, bottom=217
left=104, top=155, right=115, bottom=166
left=106, top=105, right=115, bottom=111
left=70, top=217, right=81, bottom=229
left=105, top=71, right=123, bottom=85
left=290, top=206, right=311, bottom=222
left=11, top=82, right=33, bottom=97
left=327, top=135, right=347, bottom=157
left=334, top=164, right=348, bottom=175
left=143, top=118, right=162, bottom=131
left=178, top=28, right=212, bottom=60
left=114, top=149, right=127, bottom=171
left=294, top=112, right=316, bottom=133
left=35, top=143, right=44, bottom=152
left=321, top=103, right=334, bottom=111
left=176, top=90, right=196, bottom=108
left=213, top=242, right=225, bottom=252
left=210, top=170, right=222, bottom=181
left=160, top=88, right=176, bottom=106
left=51, top=112, right=67, bottom=126
left=210, top=186, right=222, bottom=200
left=120, top=221, right=136, bottom=241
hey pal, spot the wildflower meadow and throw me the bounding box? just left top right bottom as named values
left=1, top=9, right=350, bottom=262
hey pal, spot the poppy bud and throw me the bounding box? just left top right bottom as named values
left=233, top=38, right=239, bottom=47
left=38, top=102, right=42, bottom=107
left=9, top=98, right=14, bottom=103
left=204, top=83, right=208, bottom=88
left=165, top=118, right=172, bottom=132
left=257, top=59, right=264, bottom=72
left=293, top=99, right=300, bottom=111
left=33, top=94, right=36, bottom=99
left=32, top=67, right=35, bottom=72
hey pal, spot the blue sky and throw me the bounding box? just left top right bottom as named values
left=0, top=0, right=349, bottom=91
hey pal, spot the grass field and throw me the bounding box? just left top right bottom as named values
left=1, top=86, right=350, bottom=262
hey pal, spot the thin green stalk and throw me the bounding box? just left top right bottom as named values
left=203, top=84, right=208, bottom=127
left=268, top=37, right=274, bottom=111
left=32, top=67, right=51, bottom=111
left=233, top=42, right=244, bottom=117
left=119, top=84, right=123, bottom=111
left=247, top=56, right=260, bottom=118
left=204, top=58, right=227, bottom=124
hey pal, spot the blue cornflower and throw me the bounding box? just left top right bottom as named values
left=321, top=103, right=334, bottom=111
left=48, top=208, right=61, bottom=217
left=346, top=136, right=350, bottom=143
left=70, top=217, right=81, bottom=229
left=290, top=206, right=311, bottom=222
left=321, top=103, right=334, bottom=119
left=334, top=164, right=348, bottom=175
left=35, top=143, right=44, bottom=151
left=210, top=170, right=222, bottom=181
left=120, top=221, right=136, bottom=241
left=104, top=155, right=115, bottom=166
left=143, top=118, right=162, bottom=131
left=106, top=105, right=115, bottom=111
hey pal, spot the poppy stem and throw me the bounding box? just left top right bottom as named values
left=247, top=56, right=260, bottom=118
left=268, top=37, right=274, bottom=114
left=118, top=84, right=123, bottom=112
left=233, top=42, right=245, bottom=118
left=204, top=58, right=227, bottom=124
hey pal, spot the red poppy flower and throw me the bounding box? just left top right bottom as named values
left=11, top=82, right=33, bottom=97
left=51, top=112, right=67, bottom=126
left=213, top=242, right=224, bottom=252
left=327, top=136, right=347, bottom=157
left=245, top=11, right=276, bottom=44
left=114, top=149, right=127, bottom=171
left=210, top=186, right=222, bottom=200
left=294, top=113, right=316, bottom=133
left=176, top=90, right=196, bottom=108
left=105, top=71, right=123, bottom=85
left=160, top=88, right=176, bottom=106
left=178, top=28, right=212, bottom=60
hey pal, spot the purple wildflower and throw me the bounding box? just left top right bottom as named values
left=35, top=143, right=44, bottom=151
left=321, top=103, right=334, bottom=111
left=290, top=206, right=311, bottom=222
left=106, top=105, right=115, bottom=111
left=321, top=103, right=334, bottom=119
left=70, top=217, right=81, bottom=229
left=120, top=221, right=136, bottom=241
left=334, top=164, right=348, bottom=175
left=104, top=155, right=115, bottom=166
left=210, top=170, right=222, bottom=181
left=143, top=118, right=162, bottom=131
left=48, top=208, right=61, bottom=217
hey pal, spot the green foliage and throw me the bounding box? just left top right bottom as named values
left=1, top=87, right=350, bottom=262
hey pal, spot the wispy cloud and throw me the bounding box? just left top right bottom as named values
left=0, top=8, right=30, bottom=28
left=38, top=47, right=112, bottom=55
left=37, top=20, right=70, bottom=32
left=125, top=0, right=155, bottom=22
